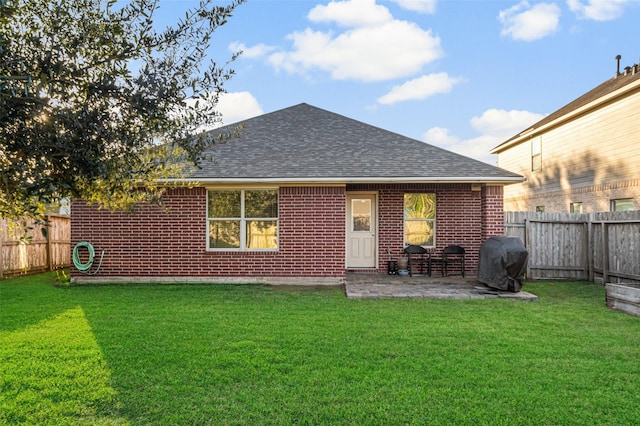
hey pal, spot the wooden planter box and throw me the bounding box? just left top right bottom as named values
left=605, top=283, right=640, bottom=317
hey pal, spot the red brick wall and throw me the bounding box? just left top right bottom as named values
left=71, top=183, right=503, bottom=279
left=349, top=183, right=503, bottom=275
left=482, top=185, right=505, bottom=239
left=71, top=186, right=346, bottom=279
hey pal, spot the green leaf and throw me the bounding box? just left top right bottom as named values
left=0, top=0, right=247, bottom=216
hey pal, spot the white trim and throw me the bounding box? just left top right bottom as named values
left=403, top=192, right=437, bottom=249
left=162, top=176, right=524, bottom=185
left=492, top=77, right=640, bottom=154
left=206, top=188, right=279, bottom=251
left=346, top=192, right=379, bottom=269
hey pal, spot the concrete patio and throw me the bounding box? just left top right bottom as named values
left=345, top=273, right=538, bottom=300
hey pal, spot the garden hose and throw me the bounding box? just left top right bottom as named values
left=72, top=241, right=105, bottom=274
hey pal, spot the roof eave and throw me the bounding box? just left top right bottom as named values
left=491, top=76, right=640, bottom=154
left=160, top=176, right=525, bottom=186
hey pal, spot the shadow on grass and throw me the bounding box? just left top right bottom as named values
left=0, top=306, right=128, bottom=424
left=0, top=273, right=78, bottom=332
left=2, top=275, right=639, bottom=424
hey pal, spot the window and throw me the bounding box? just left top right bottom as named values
left=570, top=202, right=583, bottom=213
left=531, top=137, right=542, bottom=172
left=404, top=193, right=435, bottom=248
left=536, top=205, right=545, bottom=213
left=352, top=199, right=371, bottom=231
left=610, top=198, right=634, bottom=212
left=208, top=189, right=278, bottom=250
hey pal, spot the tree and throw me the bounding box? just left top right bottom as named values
left=0, top=0, right=245, bottom=218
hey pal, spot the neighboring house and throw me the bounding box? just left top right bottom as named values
left=71, top=103, right=523, bottom=284
left=491, top=58, right=640, bottom=213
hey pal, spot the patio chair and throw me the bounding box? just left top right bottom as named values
left=404, top=245, right=428, bottom=276
left=443, top=245, right=465, bottom=277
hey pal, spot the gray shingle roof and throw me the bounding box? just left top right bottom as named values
left=189, top=103, right=522, bottom=183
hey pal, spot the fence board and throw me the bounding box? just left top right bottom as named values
left=526, top=218, right=589, bottom=280
left=0, top=214, right=71, bottom=278
left=505, top=211, right=640, bottom=284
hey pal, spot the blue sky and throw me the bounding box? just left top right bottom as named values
left=158, top=0, right=640, bottom=164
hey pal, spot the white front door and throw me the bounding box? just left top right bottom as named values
left=346, top=194, right=377, bottom=268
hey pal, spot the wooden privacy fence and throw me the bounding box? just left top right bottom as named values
left=504, top=211, right=640, bottom=284
left=0, top=214, right=71, bottom=279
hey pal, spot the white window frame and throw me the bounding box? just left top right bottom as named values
left=531, top=137, right=542, bottom=172
left=207, top=188, right=279, bottom=251
left=610, top=198, right=634, bottom=212
left=403, top=193, right=436, bottom=249
left=569, top=202, right=583, bottom=213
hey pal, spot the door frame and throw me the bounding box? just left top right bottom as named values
left=345, top=192, right=378, bottom=269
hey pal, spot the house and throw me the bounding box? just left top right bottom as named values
left=71, top=103, right=523, bottom=285
left=491, top=57, right=640, bottom=213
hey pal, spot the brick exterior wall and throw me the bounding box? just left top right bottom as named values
left=71, top=186, right=347, bottom=281
left=348, top=183, right=504, bottom=275
left=481, top=185, right=505, bottom=239
left=71, top=183, right=503, bottom=281
left=504, top=179, right=640, bottom=213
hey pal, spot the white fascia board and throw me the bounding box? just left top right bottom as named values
left=491, top=77, right=640, bottom=154
left=160, top=176, right=525, bottom=185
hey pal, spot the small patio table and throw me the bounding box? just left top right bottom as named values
left=428, top=253, right=445, bottom=277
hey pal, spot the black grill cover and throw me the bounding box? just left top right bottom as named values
left=477, top=236, right=528, bottom=292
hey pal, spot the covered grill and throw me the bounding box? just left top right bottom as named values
left=477, top=236, right=528, bottom=292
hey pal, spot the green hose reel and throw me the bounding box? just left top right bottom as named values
left=72, top=241, right=105, bottom=274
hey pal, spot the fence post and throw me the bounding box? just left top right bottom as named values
left=45, top=215, right=53, bottom=271
left=0, top=220, right=4, bottom=280
left=524, top=218, right=531, bottom=279
left=601, top=222, right=609, bottom=283
left=582, top=220, right=588, bottom=280
left=587, top=213, right=594, bottom=282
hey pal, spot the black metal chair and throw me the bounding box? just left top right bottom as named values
left=404, top=245, right=428, bottom=276
left=443, top=245, right=465, bottom=277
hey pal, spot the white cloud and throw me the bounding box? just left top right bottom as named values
left=377, top=73, right=462, bottom=105
left=181, top=92, right=263, bottom=133
left=229, top=41, right=275, bottom=59
left=470, top=109, right=545, bottom=138
left=216, top=92, right=263, bottom=125
left=423, top=127, right=497, bottom=164
left=423, top=109, right=545, bottom=164
left=422, top=127, right=460, bottom=147
left=268, top=0, right=442, bottom=82
left=499, top=1, right=561, bottom=41
left=391, top=0, right=437, bottom=14
left=567, top=0, right=631, bottom=21
left=308, top=0, right=392, bottom=27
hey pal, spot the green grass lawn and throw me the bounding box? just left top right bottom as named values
left=1, top=274, right=639, bottom=425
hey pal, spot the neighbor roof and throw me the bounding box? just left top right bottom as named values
left=492, top=65, right=640, bottom=154
left=183, top=103, right=522, bottom=185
